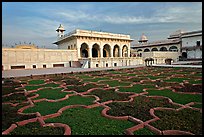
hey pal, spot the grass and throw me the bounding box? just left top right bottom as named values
left=2, top=86, right=24, bottom=96
left=100, top=80, right=131, bottom=87
left=45, top=107, right=135, bottom=135
left=118, top=84, right=155, bottom=93
left=2, top=93, right=28, bottom=103
left=82, top=77, right=110, bottom=83
left=107, top=96, right=179, bottom=122
left=191, top=103, right=202, bottom=108
left=66, top=83, right=105, bottom=93
left=31, top=88, right=67, bottom=100
left=28, top=80, right=45, bottom=85
left=88, top=88, right=132, bottom=103
left=146, top=75, right=165, bottom=80
left=23, top=95, right=96, bottom=116
left=9, top=122, right=64, bottom=135
left=187, top=79, right=202, bottom=84
left=133, top=127, right=156, bottom=135
left=146, top=89, right=202, bottom=105
left=2, top=104, right=36, bottom=132
left=151, top=108, right=202, bottom=135
left=2, top=67, right=202, bottom=135
left=163, top=77, right=190, bottom=83
left=25, top=83, right=60, bottom=91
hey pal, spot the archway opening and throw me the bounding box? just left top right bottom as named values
left=103, top=49, right=107, bottom=57
left=92, top=44, right=100, bottom=58
left=113, top=45, right=120, bottom=57
left=92, top=48, right=98, bottom=57
left=160, top=47, right=167, bottom=51
left=169, top=46, right=178, bottom=52
left=165, top=58, right=173, bottom=65
left=80, top=43, right=89, bottom=58
left=103, top=44, right=110, bottom=57
left=144, top=48, right=150, bottom=52
left=122, top=45, right=128, bottom=57
left=151, top=48, right=158, bottom=51
left=182, top=52, right=187, bottom=58
left=145, top=58, right=154, bottom=66
left=82, top=49, right=88, bottom=58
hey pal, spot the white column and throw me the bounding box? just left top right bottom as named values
left=100, top=47, right=103, bottom=58
left=127, top=45, right=130, bottom=57
left=77, top=47, right=81, bottom=58
left=110, top=47, right=113, bottom=58
left=88, top=46, right=92, bottom=58
left=119, top=46, right=123, bottom=57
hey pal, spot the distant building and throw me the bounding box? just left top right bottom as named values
left=131, top=33, right=181, bottom=64
left=2, top=44, right=77, bottom=70
left=131, top=29, right=202, bottom=64
left=180, top=30, right=202, bottom=60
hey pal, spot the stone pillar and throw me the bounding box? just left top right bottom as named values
left=100, top=47, right=103, bottom=58
left=110, top=47, right=113, bottom=58
left=88, top=47, right=92, bottom=58
left=127, top=45, right=130, bottom=57
left=77, top=47, right=81, bottom=58
left=119, top=47, right=123, bottom=57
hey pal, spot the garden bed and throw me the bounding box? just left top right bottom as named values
left=2, top=66, right=202, bottom=135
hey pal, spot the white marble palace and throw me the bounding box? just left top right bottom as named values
left=53, top=24, right=142, bottom=68
left=2, top=24, right=202, bottom=70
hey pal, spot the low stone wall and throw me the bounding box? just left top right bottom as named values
left=2, top=48, right=78, bottom=70
left=88, top=57, right=143, bottom=68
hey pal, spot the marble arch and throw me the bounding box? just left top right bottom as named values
left=160, top=47, right=168, bottom=51
left=151, top=47, right=158, bottom=51
left=103, top=44, right=111, bottom=57
left=122, top=45, right=128, bottom=57
left=80, top=43, right=89, bottom=58
left=144, top=48, right=150, bottom=52
left=92, top=43, right=100, bottom=58
left=113, top=45, right=120, bottom=57
left=169, top=46, right=178, bottom=52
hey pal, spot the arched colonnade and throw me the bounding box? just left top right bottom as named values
left=79, top=42, right=130, bottom=58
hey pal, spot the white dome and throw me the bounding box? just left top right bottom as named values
left=139, top=33, right=148, bottom=42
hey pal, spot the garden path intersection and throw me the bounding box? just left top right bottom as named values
left=2, top=67, right=202, bottom=135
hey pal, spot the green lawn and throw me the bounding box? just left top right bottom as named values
left=163, top=77, right=190, bottom=83
left=151, top=108, right=202, bottom=135
left=2, top=66, right=202, bottom=135
left=100, top=80, right=131, bottom=87
left=82, top=77, right=110, bottom=83
left=45, top=107, right=135, bottom=135
left=9, top=122, right=64, bottom=135
left=25, top=83, right=60, bottom=91
left=28, top=80, right=45, bottom=85
left=23, top=95, right=96, bottom=116
left=31, top=87, right=67, bottom=100
left=146, top=89, right=202, bottom=105
left=118, top=84, right=155, bottom=93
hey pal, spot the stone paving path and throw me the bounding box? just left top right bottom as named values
left=152, top=64, right=202, bottom=68
left=2, top=65, right=145, bottom=78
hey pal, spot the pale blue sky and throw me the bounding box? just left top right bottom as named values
left=2, top=2, right=202, bottom=48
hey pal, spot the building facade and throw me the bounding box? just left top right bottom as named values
left=2, top=45, right=78, bottom=70
left=2, top=25, right=202, bottom=70
left=54, top=27, right=143, bottom=68
left=180, top=30, right=202, bottom=59
left=131, top=33, right=181, bottom=64
left=131, top=29, right=202, bottom=64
